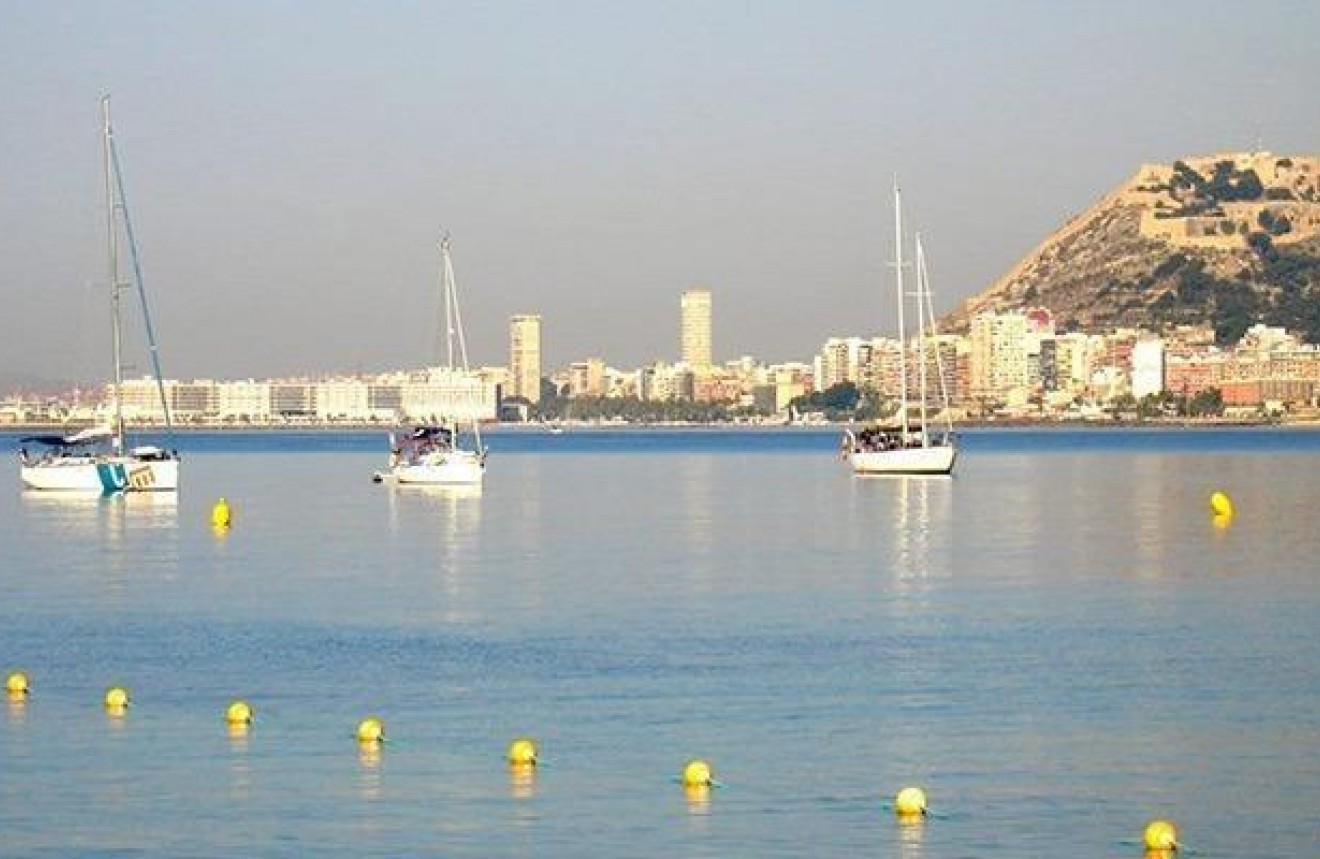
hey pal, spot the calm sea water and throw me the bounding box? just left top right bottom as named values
left=2, top=427, right=1317, bottom=857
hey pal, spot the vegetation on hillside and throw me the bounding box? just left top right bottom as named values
left=1134, top=242, right=1320, bottom=345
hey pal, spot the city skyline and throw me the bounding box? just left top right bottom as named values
left=3, top=3, right=1319, bottom=389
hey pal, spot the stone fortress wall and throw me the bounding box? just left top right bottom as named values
left=1129, top=152, right=1320, bottom=249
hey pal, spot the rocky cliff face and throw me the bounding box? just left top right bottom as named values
left=942, top=153, right=1320, bottom=344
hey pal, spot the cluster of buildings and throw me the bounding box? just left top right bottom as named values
left=5, top=288, right=1319, bottom=427
left=818, top=310, right=1320, bottom=419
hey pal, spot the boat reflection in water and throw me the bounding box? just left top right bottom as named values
left=385, top=481, right=483, bottom=534
left=19, top=488, right=178, bottom=536
left=18, top=490, right=179, bottom=597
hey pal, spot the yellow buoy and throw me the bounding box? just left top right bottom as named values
left=1143, top=819, right=1178, bottom=850
left=104, top=686, right=130, bottom=710
left=356, top=716, right=385, bottom=744
left=681, top=759, right=713, bottom=788
left=894, top=786, right=928, bottom=816
left=5, top=671, right=29, bottom=696
left=507, top=737, right=538, bottom=766
left=211, top=497, right=232, bottom=529
left=1209, top=491, right=1233, bottom=517
left=225, top=699, right=253, bottom=725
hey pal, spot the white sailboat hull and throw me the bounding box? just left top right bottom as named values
left=391, top=450, right=484, bottom=486
left=848, top=444, right=956, bottom=476
left=20, top=456, right=179, bottom=493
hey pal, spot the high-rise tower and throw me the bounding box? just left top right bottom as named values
left=509, top=314, right=542, bottom=404
left=680, top=288, right=712, bottom=370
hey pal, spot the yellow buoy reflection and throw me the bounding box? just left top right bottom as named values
left=358, top=742, right=383, bottom=769
left=507, top=737, right=538, bottom=766
left=1143, top=819, right=1178, bottom=850
left=356, top=716, right=385, bottom=745
left=1209, top=491, right=1233, bottom=518
left=508, top=762, right=537, bottom=800
left=896, top=808, right=925, bottom=858
left=894, top=786, right=928, bottom=817
left=1212, top=511, right=1233, bottom=530
left=5, top=671, right=29, bottom=696
left=681, top=759, right=714, bottom=788
left=684, top=783, right=712, bottom=813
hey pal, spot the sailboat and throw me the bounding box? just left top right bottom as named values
left=375, top=233, right=486, bottom=486
left=843, top=180, right=957, bottom=475
left=19, top=97, right=180, bottom=493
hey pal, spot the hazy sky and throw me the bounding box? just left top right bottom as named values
left=2, top=1, right=1317, bottom=387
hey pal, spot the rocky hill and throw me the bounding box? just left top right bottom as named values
left=942, top=152, right=1320, bottom=344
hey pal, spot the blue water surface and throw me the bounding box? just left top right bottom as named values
left=1, top=426, right=1317, bottom=857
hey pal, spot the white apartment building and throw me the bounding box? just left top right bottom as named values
left=1130, top=338, right=1166, bottom=399
left=108, top=369, right=496, bottom=424
left=218, top=381, right=272, bottom=421
left=814, top=337, right=871, bottom=391
left=970, top=311, right=1031, bottom=400
left=398, top=366, right=497, bottom=422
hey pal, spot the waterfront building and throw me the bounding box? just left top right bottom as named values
left=770, top=363, right=812, bottom=412
left=114, top=376, right=172, bottom=422
left=680, top=288, right=713, bottom=370
left=509, top=314, right=542, bottom=404
left=1131, top=338, right=1165, bottom=399
left=218, top=380, right=272, bottom=422
left=640, top=361, right=694, bottom=401
left=270, top=382, right=316, bottom=419
left=399, top=366, right=498, bottom=422
left=604, top=366, right=638, bottom=398
left=1166, top=349, right=1228, bottom=400
left=1051, top=332, right=1100, bottom=396
left=568, top=358, right=606, bottom=398
left=867, top=338, right=904, bottom=398
left=969, top=311, right=1031, bottom=401
left=316, top=378, right=370, bottom=421
left=693, top=371, right=741, bottom=404
left=366, top=381, right=402, bottom=417
left=814, top=337, right=871, bottom=391
left=909, top=334, right=961, bottom=406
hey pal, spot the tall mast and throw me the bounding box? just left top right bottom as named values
left=438, top=231, right=482, bottom=452
left=915, top=234, right=930, bottom=444
left=893, top=178, right=909, bottom=439
left=102, top=97, right=125, bottom=451
left=440, top=232, right=456, bottom=371
left=918, top=233, right=955, bottom=438
left=105, top=98, right=174, bottom=442
left=440, top=232, right=472, bottom=372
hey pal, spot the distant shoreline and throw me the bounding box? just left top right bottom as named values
left=3, top=417, right=1316, bottom=434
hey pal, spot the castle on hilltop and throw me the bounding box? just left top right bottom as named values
left=1125, top=151, right=1320, bottom=249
